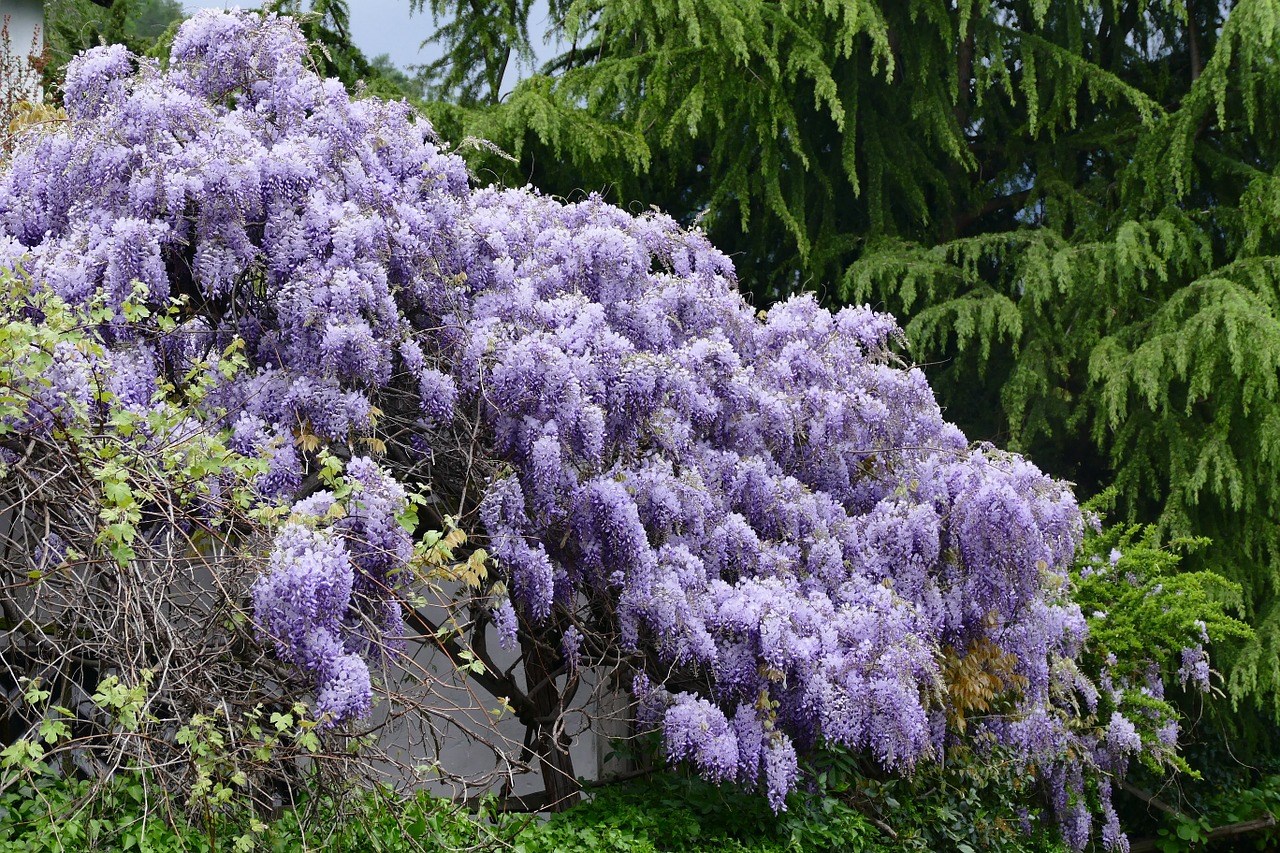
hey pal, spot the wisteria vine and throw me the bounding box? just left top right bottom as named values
left=0, top=10, right=1223, bottom=849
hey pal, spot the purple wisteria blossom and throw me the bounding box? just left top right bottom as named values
left=251, top=523, right=360, bottom=721
left=0, top=10, right=1190, bottom=846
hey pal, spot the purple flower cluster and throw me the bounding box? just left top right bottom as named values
left=21, top=341, right=94, bottom=431
left=4, top=305, right=173, bottom=442
left=0, top=10, right=1153, bottom=843
left=251, top=522, right=368, bottom=721
left=336, top=456, right=413, bottom=645
left=458, top=186, right=1087, bottom=806
left=1, top=10, right=467, bottom=443
left=250, top=456, right=411, bottom=723
left=230, top=413, right=302, bottom=500
left=1178, top=646, right=1211, bottom=691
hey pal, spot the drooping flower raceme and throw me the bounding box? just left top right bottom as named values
left=0, top=11, right=1171, bottom=847
left=252, top=521, right=370, bottom=721
left=247, top=456, right=411, bottom=723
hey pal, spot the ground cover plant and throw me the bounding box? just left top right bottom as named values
left=0, top=9, right=1251, bottom=850
left=0, top=763, right=1070, bottom=852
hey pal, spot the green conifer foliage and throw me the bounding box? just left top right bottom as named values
left=418, top=0, right=1280, bottom=727
left=411, top=0, right=538, bottom=104
left=43, top=0, right=184, bottom=66
left=847, top=1, right=1280, bottom=724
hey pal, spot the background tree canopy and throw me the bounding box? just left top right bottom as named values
left=42, top=0, right=184, bottom=65
left=418, top=0, right=1280, bottom=742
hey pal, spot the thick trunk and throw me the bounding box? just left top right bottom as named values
left=521, top=633, right=579, bottom=810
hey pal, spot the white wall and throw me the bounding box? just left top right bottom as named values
left=2, top=0, right=45, bottom=104
left=375, top=585, right=623, bottom=804
left=2, top=0, right=43, bottom=56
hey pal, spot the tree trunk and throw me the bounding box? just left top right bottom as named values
left=521, top=634, right=579, bottom=810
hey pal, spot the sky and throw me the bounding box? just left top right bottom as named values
left=181, top=1, right=561, bottom=94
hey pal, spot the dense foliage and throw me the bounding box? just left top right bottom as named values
left=0, top=8, right=1256, bottom=850
left=0, top=763, right=1079, bottom=853
left=420, top=0, right=1280, bottom=742
left=0, top=766, right=512, bottom=852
